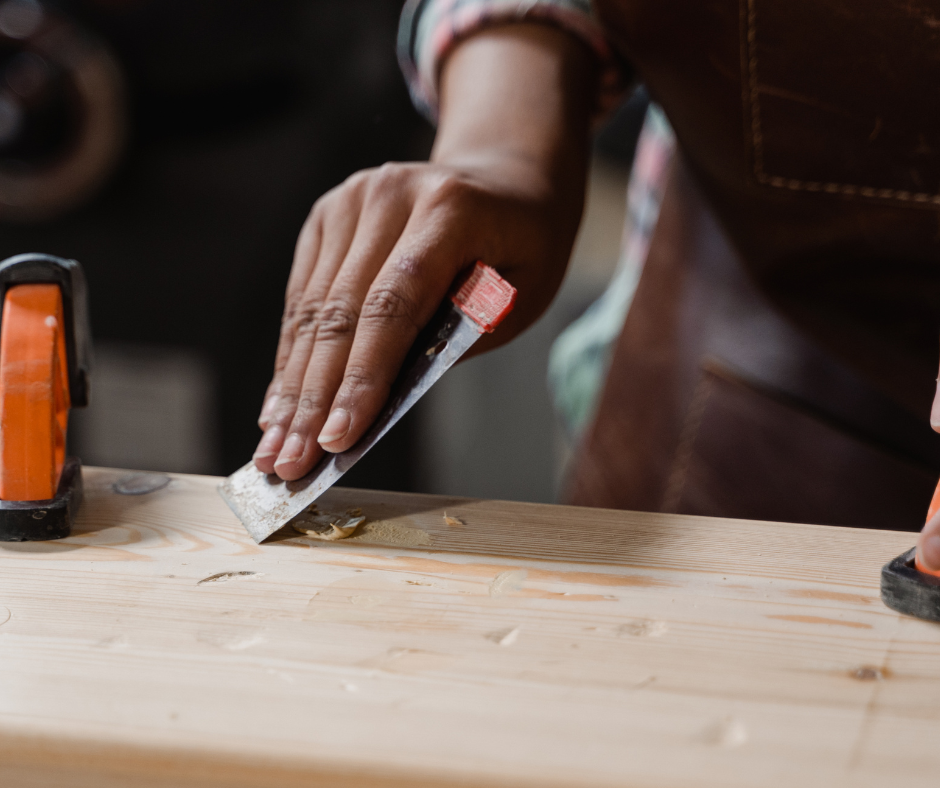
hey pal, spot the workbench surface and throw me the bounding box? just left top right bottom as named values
left=1, top=467, right=938, bottom=788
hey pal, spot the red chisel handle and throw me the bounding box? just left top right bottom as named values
left=450, top=262, right=517, bottom=333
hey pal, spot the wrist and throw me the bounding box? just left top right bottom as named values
left=430, top=146, right=582, bottom=210
left=431, top=22, right=594, bottom=200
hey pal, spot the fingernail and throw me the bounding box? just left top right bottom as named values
left=318, top=408, right=350, bottom=444
left=253, top=424, right=284, bottom=459
left=274, top=433, right=305, bottom=466
left=921, top=534, right=940, bottom=572
left=259, top=394, right=279, bottom=425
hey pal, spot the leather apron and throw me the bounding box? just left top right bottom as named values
left=566, top=0, right=940, bottom=530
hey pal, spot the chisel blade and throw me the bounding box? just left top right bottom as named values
left=219, top=263, right=516, bottom=543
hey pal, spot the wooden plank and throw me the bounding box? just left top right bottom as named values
left=0, top=466, right=938, bottom=788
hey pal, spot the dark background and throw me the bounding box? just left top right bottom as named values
left=0, top=0, right=435, bottom=487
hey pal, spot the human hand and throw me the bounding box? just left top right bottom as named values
left=253, top=155, right=582, bottom=480
left=917, top=508, right=940, bottom=575
left=252, top=23, right=596, bottom=481
left=915, top=372, right=940, bottom=574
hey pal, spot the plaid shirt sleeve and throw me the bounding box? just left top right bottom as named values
left=397, top=0, right=628, bottom=122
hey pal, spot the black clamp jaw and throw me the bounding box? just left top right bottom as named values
left=881, top=548, right=940, bottom=623
left=0, top=253, right=91, bottom=542
left=0, top=458, right=84, bottom=541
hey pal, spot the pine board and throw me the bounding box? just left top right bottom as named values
left=0, top=467, right=937, bottom=787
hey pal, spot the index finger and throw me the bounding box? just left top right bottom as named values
left=315, top=227, right=469, bottom=453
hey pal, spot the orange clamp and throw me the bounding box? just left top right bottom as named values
left=0, top=284, right=70, bottom=501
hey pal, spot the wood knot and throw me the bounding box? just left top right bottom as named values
left=850, top=665, right=886, bottom=682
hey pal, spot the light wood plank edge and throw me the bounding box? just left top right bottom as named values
left=0, top=731, right=616, bottom=788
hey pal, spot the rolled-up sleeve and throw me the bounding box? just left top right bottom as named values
left=398, top=0, right=629, bottom=122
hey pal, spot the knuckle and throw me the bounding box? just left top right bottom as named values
left=342, top=169, right=370, bottom=192
left=294, top=393, right=330, bottom=419
left=315, top=300, right=360, bottom=340
left=273, top=344, right=291, bottom=368
left=307, top=193, right=331, bottom=223
left=302, top=200, right=324, bottom=231
left=374, top=161, right=403, bottom=181
left=426, top=171, right=472, bottom=206
left=390, top=251, right=424, bottom=278
left=318, top=174, right=361, bottom=210
left=270, top=395, right=299, bottom=424
left=282, top=293, right=303, bottom=322
left=361, top=286, right=419, bottom=328
left=341, top=364, right=377, bottom=393
left=364, top=162, right=408, bottom=202
left=288, top=302, right=322, bottom=339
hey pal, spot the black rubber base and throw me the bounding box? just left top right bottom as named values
left=881, top=547, right=940, bottom=623
left=0, top=458, right=83, bottom=541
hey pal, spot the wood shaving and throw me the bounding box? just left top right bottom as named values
left=443, top=513, right=464, bottom=527
left=292, top=507, right=366, bottom=541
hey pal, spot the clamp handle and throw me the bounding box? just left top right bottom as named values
left=0, top=284, right=70, bottom=500
left=0, top=254, right=90, bottom=503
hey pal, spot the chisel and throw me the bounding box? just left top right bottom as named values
left=219, top=262, right=516, bottom=543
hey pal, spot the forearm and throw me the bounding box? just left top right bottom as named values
left=433, top=23, right=597, bottom=208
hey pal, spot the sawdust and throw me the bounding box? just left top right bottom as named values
left=348, top=520, right=431, bottom=548
left=292, top=506, right=365, bottom=541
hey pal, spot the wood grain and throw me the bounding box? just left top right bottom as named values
left=0, top=467, right=938, bottom=788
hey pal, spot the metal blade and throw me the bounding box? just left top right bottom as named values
left=219, top=302, right=482, bottom=542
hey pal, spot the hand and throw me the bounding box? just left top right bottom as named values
left=918, top=510, right=940, bottom=574
left=916, top=385, right=940, bottom=573
left=253, top=24, right=598, bottom=480
left=253, top=156, right=582, bottom=480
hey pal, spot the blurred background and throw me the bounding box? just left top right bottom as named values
left=0, top=0, right=645, bottom=502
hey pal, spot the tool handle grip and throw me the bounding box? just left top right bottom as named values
left=450, top=262, right=517, bottom=333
